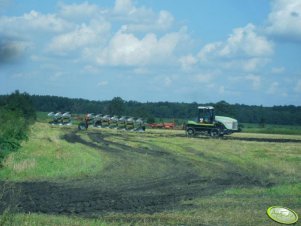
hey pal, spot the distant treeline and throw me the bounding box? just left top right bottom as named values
left=1, top=94, right=301, bottom=125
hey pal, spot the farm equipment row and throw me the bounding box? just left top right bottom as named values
left=47, top=112, right=145, bottom=132
left=48, top=105, right=240, bottom=136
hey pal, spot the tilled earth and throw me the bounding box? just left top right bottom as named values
left=0, top=130, right=275, bottom=216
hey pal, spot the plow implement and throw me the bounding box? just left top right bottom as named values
left=48, top=112, right=146, bottom=132
left=47, top=112, right=72, bottom=126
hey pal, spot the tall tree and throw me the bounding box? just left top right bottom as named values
left=108, top=97, right=125, bottom=115
left=5, top=90, right=36, bottom=123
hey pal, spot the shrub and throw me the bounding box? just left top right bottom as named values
left=0, top=108, right=28, bottom=162
left=0, top=91, right=35, bottom=164
left=5, top=90, right=36, bottom=124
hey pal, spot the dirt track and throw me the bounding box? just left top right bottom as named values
left=149, top=131, right=301, bottom=143
left=0, top=131, right=280, bottom=216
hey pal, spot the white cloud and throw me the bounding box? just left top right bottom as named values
left=157, top=10, right=174, bottom=30
left=242, top=58, right=269, bottom=71
left=2, top=0, right=301, bottom=105
left=198, top=42, right=222, bottom=62
left=220, top=24, right=273, bottom=57
left=48, top=20, right=111, bottom=54
left=22, top=10, right=71, bottom=32
left=199, top=24, right=273, bottom=61
left=221, top=58, right=270, bottom=72
left=1, top=0, right=178, bottom=67
left=112, top=0, right=174, bottom=32
left=119, top=11, right=174, bottom=33
left=198, top=24, right=273, bottom=72
left=96, top=29, right=186, bottom=66
left=59, top=2, right=101, bottom=19
left=0, top=10, right=72, bottom=43
left=179, top=55, right=197, bottom=71
left=266, top=0, right=301, bottom=42
left=114, top=0, right=135, bottom=14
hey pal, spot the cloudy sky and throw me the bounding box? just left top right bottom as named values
left=1, top=0, right=301, bottom=105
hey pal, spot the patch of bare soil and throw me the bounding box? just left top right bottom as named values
left=0, top=131, right=274, bottom=216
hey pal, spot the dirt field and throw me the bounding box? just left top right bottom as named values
left=0, top=127, right=300, bottom=225
left=0, top=130, right=275, bottom=215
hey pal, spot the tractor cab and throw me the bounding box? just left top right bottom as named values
left=197, top=106, right=215, bottom=124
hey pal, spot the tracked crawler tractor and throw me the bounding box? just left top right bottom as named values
left=185, top=106, right=239, bottom=137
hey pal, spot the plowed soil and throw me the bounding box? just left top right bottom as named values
left=0, top=130, right=277, bottom=216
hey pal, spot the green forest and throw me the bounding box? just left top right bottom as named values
left=1, top=92, right=301, bottom=125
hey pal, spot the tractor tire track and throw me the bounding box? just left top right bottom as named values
left=159, top=132, right=301, bottom=143
left=0, top=130, right=280, bottom=217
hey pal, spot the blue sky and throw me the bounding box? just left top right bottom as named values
left=1, top=0, right=301, bottom=106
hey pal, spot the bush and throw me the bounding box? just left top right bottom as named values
left=0, top=108, right=28, bottom=162
left=0, top=91, right=35, bottom=164
left=5, top=90, right=36, bottom=124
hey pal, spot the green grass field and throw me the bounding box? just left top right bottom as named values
left=241, top=123, right=301, bottom=135
left=0, top=123, right=103, bottom=181
left=0, top=122, right=300, bottom=225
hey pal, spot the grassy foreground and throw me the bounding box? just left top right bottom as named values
left=0, top=123, right=300, bottom=225
left=0, top=123, right=103, bottom=181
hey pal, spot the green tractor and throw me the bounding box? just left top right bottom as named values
left=185, top=106, right=239, bottom=137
